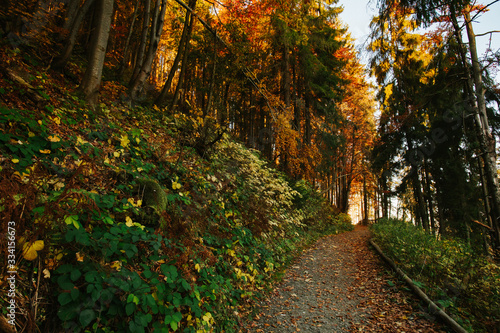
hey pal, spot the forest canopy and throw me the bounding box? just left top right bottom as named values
left=0, top=0, right=377, bottom=216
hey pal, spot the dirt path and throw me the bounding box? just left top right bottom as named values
left=245, top=226, right=447, bottom=332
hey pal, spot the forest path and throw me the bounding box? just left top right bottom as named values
left=244, top=225, right=447, bottom=333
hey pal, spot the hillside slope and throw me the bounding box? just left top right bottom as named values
left=0, top=60, right=352, bottom=332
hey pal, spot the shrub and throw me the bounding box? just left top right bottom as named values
left=371, top=218, right=500, bottom=332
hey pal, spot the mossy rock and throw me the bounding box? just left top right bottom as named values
left=135, top=178, right=168, bottom=213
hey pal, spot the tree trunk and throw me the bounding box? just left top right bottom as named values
left=414, top=169, right=429, bottom=230
left=478, top=157, right=493, bottom=229
left=464, top=10, right=500, bottom=250
left=118, top=0, right=140, bottom=77
left=406, top=132, right=429, bottom=230
left=363, top=172, right=368, bottom=224
left=283, top=42, right=291, bottom=110
left=53, top=0, right=97, bottom=69
left=129, top=0, right=167, bottom=101
left=169, top=0, right=196, bottom=112
left=380, top=171, right=389, bottom=218
left=79, top=0, right=114, bottom=105
left=155, top=0, right=197, bottom=106
left=62, top=0, right=81, bottom=32
left=204, top=36, right=217, bottom=116
left=423, top=160, right=436, bottom=234
left=130, top=0, right=151, bottom=85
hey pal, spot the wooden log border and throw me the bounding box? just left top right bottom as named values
left=369, top=239, right=469, bottom=333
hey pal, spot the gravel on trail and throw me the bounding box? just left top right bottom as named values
left=244, top=225, right=447, bottom=333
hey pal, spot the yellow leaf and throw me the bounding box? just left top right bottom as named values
left=12, top=158, right=19, bottom=164
left=133, top=222, right=145, bottom=230
left=48, top=135, right=61, bottom=142
left=172, top=181, right=181, bottom=190
left=202, top=312, right=213, bottom=323
left=127, top=198, right=142, bottom=207
left=120, top=135, right=130, bottom=148
left=126, top=216, right=134, bottom=227
left=195, top=263, right=201, bottom=272
left=111, top=261, right=122, bottom=271
left=51, top=116, right=61, bottom=125
left=28, top=131, right=35, bottom=137
left=76, top=136, right=87, bottom=145
left=113, top=151, right=120, bottom=158
left=76, top=252, right=84, bottom=262
left=39, top=149, right=51, bottom=154
left=22, top=240, right=44, bottom=261
left=104, top=157, right=111, bottom=164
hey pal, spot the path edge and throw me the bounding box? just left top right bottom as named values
left=369, top=239, right=469, bottom=333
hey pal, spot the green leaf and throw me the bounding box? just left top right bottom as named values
left=79, top=309, right=95, bottom=327
left=102, top=215, right=114, bottom=224
left=57, top=302, right=79, bottom=321
left=32, top=206, right=45, bottom=214
left=56, top=264, right=74, bottom=274
left=70, top=288, right=80, bottom=301
left=172, top=294, right=181, bottom=307
left=64, top=215, right=80, bottom=229
left=413, top=280, right=425, bottom=288
left=126, top=302, right=135, bottom=316
left=57, top=275, right=74, bottom=291
left=127, top=294, right=139, bottom=305
left=181, top=279, right=191, bottom=292
left=193, top=288, right=201, bottom=301
left=39, top=91, right=50, bottom=100
left=85, top=271, right=98, bottom=283
left=172, top=312, right=182, bottom=322
left=58, top=292, right=73, bottom=306
left=160, top=264, right=178, bottom=281
left=70, top=269, right=81, bottom=281
left=136, top=312, right=152, bottom=327
left=143, top=270, right=153, bottom=279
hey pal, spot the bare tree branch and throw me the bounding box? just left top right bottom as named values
left=475, top=30, right=500, bottom=37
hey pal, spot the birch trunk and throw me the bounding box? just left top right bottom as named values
left=464, top=10, right=500, bottom=250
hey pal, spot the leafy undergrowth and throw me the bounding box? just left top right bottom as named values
left=0, top=85, right=352, bottom=331
left=371, top=218, right=500, bottom=332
